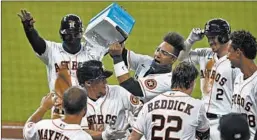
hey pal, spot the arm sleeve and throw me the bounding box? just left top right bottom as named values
left=120, top=86, right=143, bottom=116
left=126, top=50, right=153, bottom=71
left=132, top=105, right=147, bottom=136
left=178, top=40, right=194, bottom=61
left=178, top=41, right=213, bottom=65
left=23, top=122, right=39, bottom=140
left=137, top=74, right=172, bottom=102
left=196, top=103, right=210, bottom=131
left=23, top=27, right=46, bottom=56
left=120, top=77, right=144, bottom=97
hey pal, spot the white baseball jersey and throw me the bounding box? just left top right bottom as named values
left=180, top=47, right=240, bottom=115
left=125, top=50, right=172, bottom=102
left=36, top=40, right=106, bottom=92
left=231, top=71, right=257, bottom=140
left=133, top=91, right=210, bottom=140
left=23, top=118, right=92, bottom=140
left=80, top=85, right=143, bottom=139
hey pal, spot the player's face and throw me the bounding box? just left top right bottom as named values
left=227, top=41, right=240, bottom=68
left=91, top=78, right=108, bottom=97
left=154, top=42, right=177, bottom=65
left=207, top=36, right=220, bottom=53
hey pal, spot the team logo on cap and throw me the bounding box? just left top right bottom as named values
left=144, top=79, right=157, bottom=90
left=69, top=20, right=75, bottom=28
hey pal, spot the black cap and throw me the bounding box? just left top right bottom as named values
left=204, top=18, right=231, bottom=37
left=77, top=60, right=113, bottom=86
left=219, top=113, right=250, bottom=140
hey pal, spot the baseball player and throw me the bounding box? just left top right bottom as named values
left=76, top=60, right=143, bottom=140
left=178, top=18, right=241, bottom=140
left=227, top=30, right=257, bottom=140
left=108, top=32, right=185, bottom=103
left=18, top=9, right=106, bottom=92
left=129, top=61, right=210, bottom=140
left=23, top=86, right=93, bottom=140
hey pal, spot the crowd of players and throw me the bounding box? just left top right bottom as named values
left=18, top=8, right=257, bottom=140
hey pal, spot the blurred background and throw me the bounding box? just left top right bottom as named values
left=2, top=1, right=257, bottom=122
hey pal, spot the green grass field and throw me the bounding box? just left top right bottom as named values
left=2, top=1, right=257, bottom=122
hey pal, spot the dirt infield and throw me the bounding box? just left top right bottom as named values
left=2, top=122, right=24, bottom=139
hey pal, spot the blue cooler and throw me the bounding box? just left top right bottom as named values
left=84, top=3, right=135, bottom=48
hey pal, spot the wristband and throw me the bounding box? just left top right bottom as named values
left=114, top=61, right=129, bottom=77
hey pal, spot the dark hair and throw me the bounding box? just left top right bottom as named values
left=77, top=60, right=113, bottom=86
left=163, top=32, right=185, bottom=56
left=230, top=30, right=257, bottom=60
left=63, top=86, right=87, bottom=115
left=171, top=61, right=199, bottom=89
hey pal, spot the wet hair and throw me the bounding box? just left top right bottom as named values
left=230, top=30, right=257, bottom=60
left=163, top=32, right=185, bottom=56
left=171, top=61, right=199, bottom=89
left=63, top=86, right=87, bottom=115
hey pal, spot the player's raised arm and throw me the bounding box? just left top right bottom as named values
left=178, top=28, right=205, bottom=63
left=109, top=42, right=145, bottom=97
left=18, top=9, right=46, bottom=55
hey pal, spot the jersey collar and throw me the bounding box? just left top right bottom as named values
left=52, top=119, right=82, bottom=130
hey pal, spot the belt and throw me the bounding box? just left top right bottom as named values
left=206, top=113, right=222, bottom=119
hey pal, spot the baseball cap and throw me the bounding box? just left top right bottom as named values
left=77, top=60, right=113, bottom=84
left=219, top=113, right=250, bottom=140
left=204, top=18, right=230, bottom=37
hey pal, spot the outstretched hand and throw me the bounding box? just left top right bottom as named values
left=17, top=9, right=35, bottom=29
left=108, top=42, right=124, bottom=57
left=187, top=28, right=205, bottom=44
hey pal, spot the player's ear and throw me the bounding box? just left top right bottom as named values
left=236, top=48, right=242, bottom=56
left=85, top=81, right=91, bottom=87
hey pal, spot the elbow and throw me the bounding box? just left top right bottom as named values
left=120, top=78, right=144, bottom=97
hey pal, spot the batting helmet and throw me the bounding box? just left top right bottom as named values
left=204, top=18, right=231, bottom=44
left=59, top=14, right=83, bottom=43
left=77, top=60, right=113, bottom=86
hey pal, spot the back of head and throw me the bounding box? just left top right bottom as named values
left=163, top=32, right=185, bottom=56
left=229, top=30, right=257, bottom=60
left=219, top=113, right=250, bottom=140
left=59, top=14, right=83, bottom=44
left=63, top=86, right=87, bottom=115
left=171, top=61, right=199, bottom=89
left=204, top=18, right=231, bottom=44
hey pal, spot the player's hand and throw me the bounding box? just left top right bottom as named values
left=101, top=125, right=127, bottom=140
left=109, top=42, right=124, bottom=57
left=186, top=28, right=205, bottom=44
left=17, top=9, right=35, bottom=29
left=39, top=93, right=55, bottom=111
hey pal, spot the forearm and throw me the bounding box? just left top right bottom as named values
left=128, top=130, right=142, bottom=140
left=120, top=78, right=144, bottom=97
left=85, top=129, right=103, bottom=140
left=178, top=40, right=193, bottom=61
left=24, top=28, right=46, bottom=55
left=26, top=107, right=48, bottom=123
left=121, top=48, right=128, bottom=66
left=112, top=55, right=131, bottom=83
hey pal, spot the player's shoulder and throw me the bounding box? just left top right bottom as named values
left=73, top=131, right=93, bottom=140
left=193, top=47, right=214, bottom=56
left=162, top=91, right=203, bottom=106
left=45, top=40, right=62, bottom=47
left=107, top=85, right=130, bottom=97
left=35, top=119, right=52, bottom=127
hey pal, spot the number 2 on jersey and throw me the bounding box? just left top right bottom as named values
left=216, top=88, right=224, bottom=100
left=152, top=114, right=182, bottom=140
